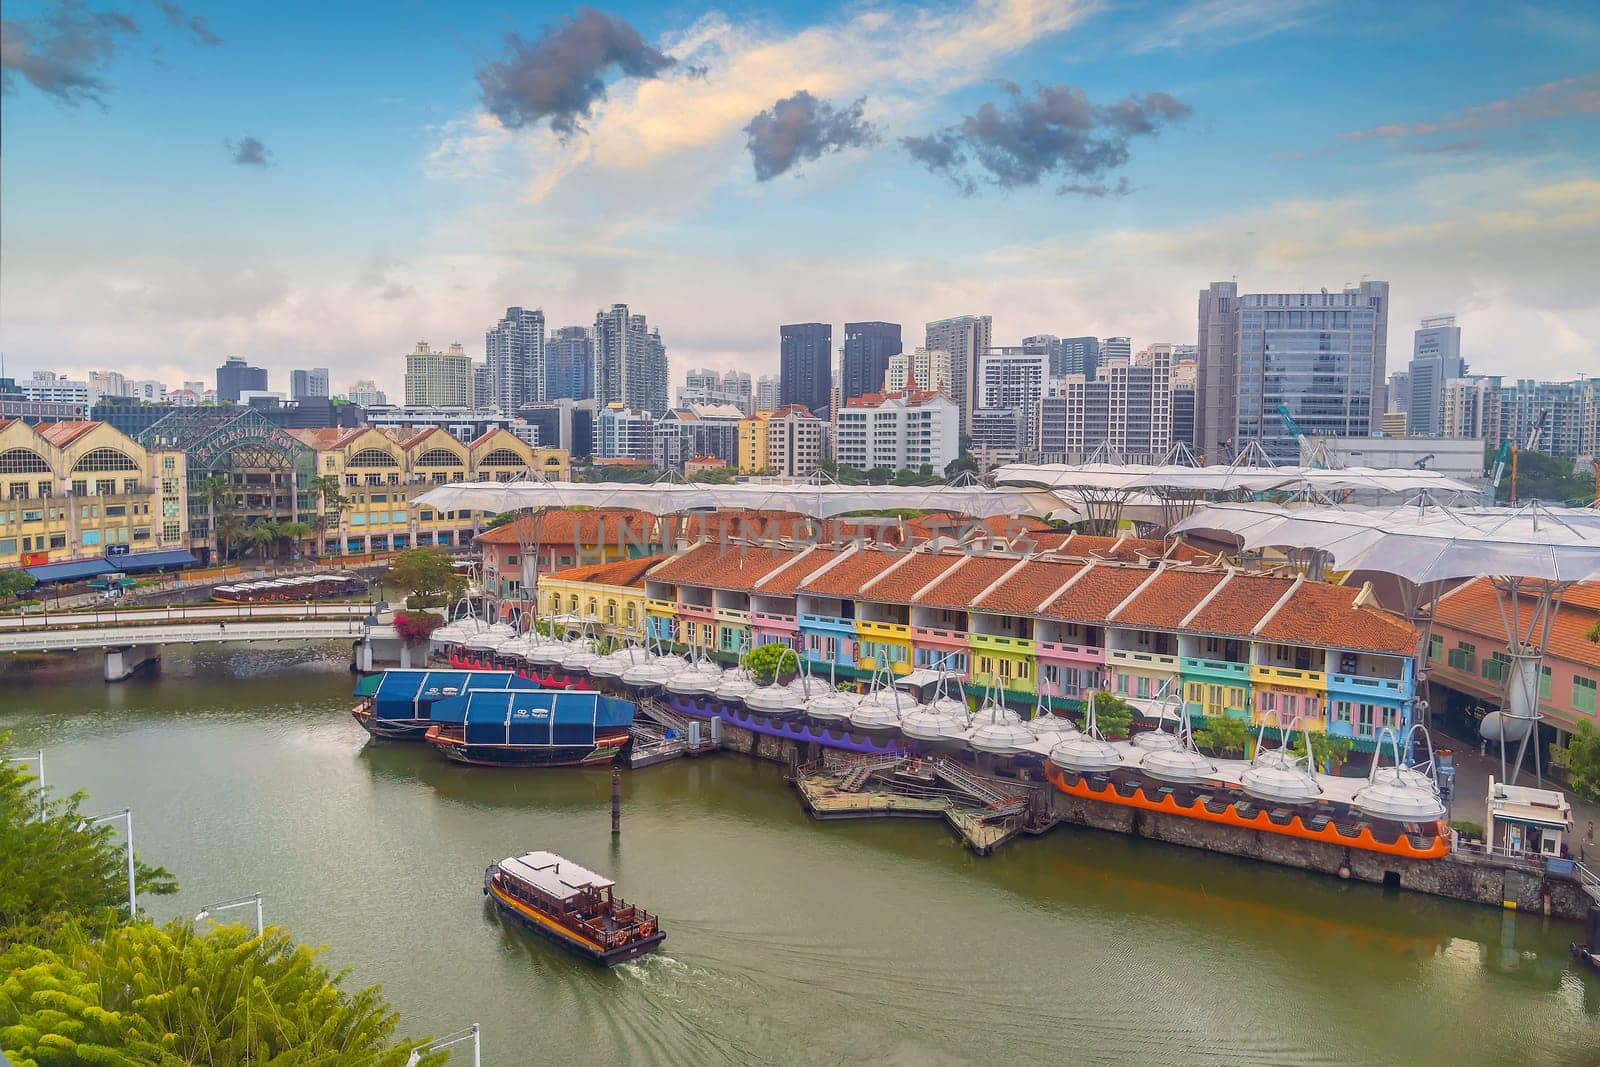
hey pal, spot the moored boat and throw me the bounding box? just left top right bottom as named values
left=483, top=850, right=664, bottom=966
left=425, top=689, right=634, bottom=767
left=352, top=669, right=543, bottom=740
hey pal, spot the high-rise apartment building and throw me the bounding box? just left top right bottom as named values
left=485, top=306, right=546, bottom=412
left=979, top=348, right=1050, bottom=449
left=1197, top=280, right=1388, bottom=463
left=721, top=371, right=753, bottom=414
left=1497, top=378, right=1590, bottom=456
left=925, top=314, right=992, bottom=429
left=1100, top=336, right=1132, bottom=367
left=764, top=406, right=825, bottom=478
left=1058, top=336, right=1100, bottom=380
left=1039, top=346, right=1172, bottom=461
left=1405, top=315, right=1465, bottom=437
left=886, top=348, right=953, bottom=394
left=755, top=375, right=781, bottom=412
left=348, top=379, right=388, bottom=407
left=404, top=341, right=472, bottom=407
left=473, top=363, right=492, bottom=408
left=684, top=368, right=721, bottom=395
left=594, top=304, right=668, bottom=415
left=596, top=403, right=655, bottom=461
left=833, top=391, right=959, bottom=474
left=1442, top=377, right=1498, bottom=439
left=290, top=367, right=329, bottom=400
left=840, top=321, right=903, bottom=403
left=545, top=326, right=594, bottom=401
left=779, top=323, right=832, bottom=416
left=1388, top=370, right=1411, bottom=416
left=216, top=357, right=268, bottom=403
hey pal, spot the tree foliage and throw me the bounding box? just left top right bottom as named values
left=1288, top=730, right=1355, bottom=773
left=1493, top=448, right=1594, bottom=505
left=0, top=571, right=39, bottom=600
left=1194, top=715, right=1250, bottom=757
left=0, top=920, right=441, bottom=1066
left=0, top=738, right=176, bottom=948
left=384, top=549, right=464, bottom=605
left=741, top=642, right=797, bottom=683
left=1565, top=720, right=1600, bottom=803
left=1092, top=691, right=1134, bottom=738
left=483, top=511, right=518, bottom=530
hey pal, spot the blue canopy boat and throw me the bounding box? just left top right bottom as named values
left=425, top=690, right=635, bottom=767
left=352, top=670, right=543, bottom=741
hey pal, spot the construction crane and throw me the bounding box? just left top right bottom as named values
left=1484, top=440, right=1511, bottom=505
left=1276, top=404, right=1329, bottom=468
left=1509, top=409, right=1548, bottom=505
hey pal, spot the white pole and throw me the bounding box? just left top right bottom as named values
left=123, top=809, right=136, bottom=918
left=254, top=894, right=264, bottom=936
left=472, top=1023, right=481, bottom=1067
left=36, top=750, right=44, bottom=820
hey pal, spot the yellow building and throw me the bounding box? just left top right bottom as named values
left=737, top=411, right=773, bottom=474
left=289, top=425, right=569, bottom=554
left=0, top=419, right=189, bottom=570
left=538, top=556, right=667, bottom=642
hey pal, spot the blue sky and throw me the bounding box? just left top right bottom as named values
left=2, top=0, right=1597, bottom=396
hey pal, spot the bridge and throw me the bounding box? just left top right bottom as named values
left=0, top=603, right=373, bottom=680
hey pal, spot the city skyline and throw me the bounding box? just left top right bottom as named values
left=2, top=2, right=1596, bottom=397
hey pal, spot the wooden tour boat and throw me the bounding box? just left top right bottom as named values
left=483, top=851, right=665, bottom=966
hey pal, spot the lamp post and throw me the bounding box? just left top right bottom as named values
left=406, top=1024, right=480, bottom=1067
left=77, top=808, right=135, bottom=918
left=194, top=892, right=264, bottom=937
left=1, top=749, right=45, bottom=820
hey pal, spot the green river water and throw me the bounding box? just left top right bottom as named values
left=2, top=645, right=1598, bottom=1065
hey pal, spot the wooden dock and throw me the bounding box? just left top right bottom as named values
left=628, top=699, right=723, bottom=769
left=792, top=753, right=1032, bottom=855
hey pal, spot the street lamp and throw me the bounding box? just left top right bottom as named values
left=406, top=1024, right=480, bottom=1067
left=1, top=749, right=45, bottom=820
left=76, top=808, right=135, bottom=918
left=194, top=892, right=264, bottom=937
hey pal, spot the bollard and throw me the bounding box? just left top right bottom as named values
left=611, top=767, right=621, bottom=835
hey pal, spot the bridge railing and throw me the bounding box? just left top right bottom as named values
left=0, top=618, right=367, bottom=653
left=0, top=602, right=371, bottom=632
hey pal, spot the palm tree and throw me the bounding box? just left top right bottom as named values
left=311, top=475, right=347, bottom=558
left=215, top=513, right=244, bottom=562
left=199, top=474, right=233, bottom=562
left=276, top=520, right=314, bottom=561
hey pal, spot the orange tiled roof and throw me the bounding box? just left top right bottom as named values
left=1109, top=569, right=1229, bottom=629
left=973, top=559, right=1086, bottom=615
left=753, top=545, right=837, bottom=596
left=35, top=421, right=101, bottom=447
left=647, top=543, right=802, bottom=592
left=544, top=554, right=669, bottom=589
left=1434, top=577, right=1600, bottom=669
left=861, top=551, right=968, bottom=603
left=1041, top=563, right=1153, bottom=623
left=1256, top=581, right=1421, bottom=656
left=798, top=547, right=905, bottom=597
left=916, top=555, right=1024, bottom=610
left=1184, top=573, right=1292, bottom=636
left=287, top=426, right=370, bottom=450
left=474, top=509, right=653, bottom=546
left=900, top=513, right=1051, bottom=544
left=670, top=510, right=836, bottom=543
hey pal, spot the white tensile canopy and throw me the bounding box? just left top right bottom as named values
left=1174, top=500, right=1600, bottom=786
left=413, top=481, right=1064, bottom=520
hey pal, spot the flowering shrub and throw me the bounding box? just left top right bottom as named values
left=393, top=611, right=443, bottom=643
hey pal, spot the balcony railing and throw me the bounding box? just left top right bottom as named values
left=752, top=610, right=797, bottom=627
left=912, top=624, right=967, bottom=643
left=1181, top=655, right=1251, bottom=678
left=1108, top=647, right=1179, bottom=669
left=1036, top=638, right=1105, bottom=660
left=1253, top=664, right=1326, bottom=686
left=970, top=632, right=1035, bottom=652
left=1329, top=671, right=1407, bottom=694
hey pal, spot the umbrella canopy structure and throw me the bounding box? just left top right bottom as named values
left=1175, top=500, right=1600, bottom=786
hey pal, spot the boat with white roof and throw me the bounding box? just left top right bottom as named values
left=483, top=850, right=664, bottom=966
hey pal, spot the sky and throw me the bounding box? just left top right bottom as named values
left=2, top=0, right=1598, bottom=399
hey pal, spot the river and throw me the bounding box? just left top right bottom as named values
left=3, top=645, right=1597, bottom=1065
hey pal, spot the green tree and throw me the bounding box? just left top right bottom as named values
left=276, top=520, right=314, bottom=560
left=312, top=474, right=349, bottom=544
left=0, top=734, right=176, bottom=947
left=0, top=571, right=39, bottom=600
left=689, top=466, right=736, bottom=484
left=1494, top=448, right=1594, bottom=505
left=0, top=920, right=441, bottom=1065
left=741, top=642, right=797, bottom=683
left=1092, top=691, right=1134, bottom=738
left=1564, top=720, right=1600, bottom=802
left=200, top=474, right=235, bottom=560
left=483, top=511, right=518, bottom=531
left=945, top=454, right=980, bottom=481
left=384, top=548, right=465, bottom=607
left=1194, top=714, right=1251, bottom=756
left=1288, top=730, right=1355, bottom=773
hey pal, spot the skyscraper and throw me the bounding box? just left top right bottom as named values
left=1405, top=315, right=1465, bottom=436
left=1197, top=280, right=1388, bottom=463
left=1234, top=281, right=1388, bottom=462
left=1039, top=346, right=1173, bottom=461
left=485, top=307, right=546, bottom=411
left=473, top=363, right=492, bottom=408
left=1195, top=281, right=1239, bottom=462
left=721, top=371, right=753, bottom=414
left=594, top=304, right=668, bottom=414
left=1058, top=336, right=1100, bottom=379
left=925, top=314, right=992, bottom=430
left=840, top=321, right=902, bottom=403
left=545, top=325, right=594, bottom=401
left=755, top=374, right=781, bottom=412
left=978, top=348, right=1050, bottom=449
left=1100, top=336, right=1132, bottom=366
left=779, top=322, right=832, bottom=416
left=404, top=341, right=472, bottom=406
left=290, top=368, right=329, bottom=400
left=216, top=357, right=267, bottom=402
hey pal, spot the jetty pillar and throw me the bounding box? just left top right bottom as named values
left=611, top=768, right=622, bottom=835
left=104, top=644, right=160, bottom=682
